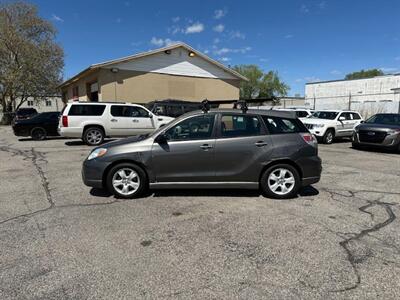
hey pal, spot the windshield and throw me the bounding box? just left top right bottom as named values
left=365, top=114, right=400, bottom=125
left=309, top=111, right=338, bottom=120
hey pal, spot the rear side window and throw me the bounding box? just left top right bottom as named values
left=296, top=111, right=309, bottom=118
left=68, top=105, right=105, bottom=116
left=221, top=115, right=262, bottom=138
left=351, top=113, right=361, bottom=120
left=111, top=106, right=149, bottom=117
left=262, top=116, right=307, bottom=134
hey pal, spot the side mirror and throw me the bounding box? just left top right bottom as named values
left=155, top=133, right=167, bottom=144
left=339, top=116, right=345, bottom=121
left=149, top=112, right=153, bottom=118
left=360, top=120, right=364, bottom=123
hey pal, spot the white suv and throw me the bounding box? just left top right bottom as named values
left=59, top=102, right=174, bottom=145
left=302, top=110, right=363, bottom=144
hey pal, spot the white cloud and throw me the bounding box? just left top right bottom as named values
left=204, top=49, right=210, bottom=54
left=214, top=46, right=251, bottom=55
left=380, top=67, right=398, bottom=73
left=318, top=1, right=327, bottom=9
left=284, top=34, right=294, bottom=39
left=260, top=58, right=269, bottom=62
left=213, top=24, right=225, bottom=33
left=330, top=70, right=341, bottom=75
left=300, top=4, right=310, bottom=13
left=172, top=16, right=180, bottom=23
left=150, top=37, right=179, bottom=47
left=51, top=14, right=64, bottom=22
left=168, top=25, right=182, bottom=35
left=220, top=57, right=231, bottom=62
left=304, top=76, right=321, bottom=82
left=213, top=38, right=220, bottom=44
left=214, top=8, right=227, bottom=19
left=185, top=22, right=204, bottom=34
left=229, top=30, right=245, bottom=39
left=295, top=78, right=303, bottom=83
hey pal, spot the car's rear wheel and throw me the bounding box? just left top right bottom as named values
left=31, top=127, right=47, bottom=140
left=106, top=163, right=147, bottom=199
left=323, top=129, right=334, bottom=144
left=260, top=164, right=301, bottom=199
left=83, top=127, right=104, bottom=146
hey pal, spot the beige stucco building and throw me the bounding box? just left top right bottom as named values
left=60, top=43, right=247, bottom=104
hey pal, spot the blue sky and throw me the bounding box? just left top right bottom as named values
left=32, top=0, right=400, bottom=96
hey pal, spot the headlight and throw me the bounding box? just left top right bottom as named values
left=87, top=148, right=107, bottom=160
left=387, top=129, right=400, bottom=135
left=313, top=124, right=325, bottom=128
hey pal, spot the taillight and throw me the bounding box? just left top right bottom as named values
left=62, top=116, right=68, bottom=127
left=301, top=132, right=317, bottom=144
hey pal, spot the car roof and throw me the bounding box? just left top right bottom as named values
left=184, top=108, right=297, bottom=119
left=68, top=101, right=144, bottom=107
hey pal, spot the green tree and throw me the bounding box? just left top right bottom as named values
left=233, top=65, right=289, bottom=99
left=0, top=2, right=64, bottom=124
left=344, top=69, right=384, bottom=80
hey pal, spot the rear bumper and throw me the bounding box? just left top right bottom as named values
left=59, top=127, right=83, bottom=138
left=296, top=155, right=322, bottom=187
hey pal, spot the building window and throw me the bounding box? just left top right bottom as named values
left=46, top=100, right=52, bottom=107
left=72, top=86, right=79, bottom=100
left=27, top=100, right=34, bottom=106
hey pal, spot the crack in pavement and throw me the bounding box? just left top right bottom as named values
left=0, top=145, right=119, bottom=225
left=321, top=188, right=398, bottom=293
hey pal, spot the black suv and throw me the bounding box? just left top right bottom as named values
left=82, top=102, right=322, bottom=199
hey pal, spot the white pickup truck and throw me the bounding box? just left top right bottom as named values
left=302, top=110, right=363, bottom=144
left=58, top=102, right=174, bottom=145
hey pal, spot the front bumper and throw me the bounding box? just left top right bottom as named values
left=352, top=132, right=400, bottom=149
left=306, top=127, right=326, bottom=138
left=82, top=158, right=111, bottom=189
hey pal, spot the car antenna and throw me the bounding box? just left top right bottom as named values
left=201, top=99, right=210, bottom=113
left=233, top=100, right=248, bottom=113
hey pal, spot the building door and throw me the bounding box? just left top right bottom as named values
left=87, top=82, right=99, bottom=102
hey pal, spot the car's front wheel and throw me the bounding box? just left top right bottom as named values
left=106, top=163, right=147, bottom=199
left=260, top=164, right=301, bottom=199
left=323, top=129, right=335, bottom=144
left=83, top=127, right=104, bottom=146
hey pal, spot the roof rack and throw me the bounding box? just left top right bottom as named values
left=233, top=100, right=248, bottom=113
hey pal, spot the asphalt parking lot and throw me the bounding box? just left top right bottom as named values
left=0, top=126, right=399, bottom=299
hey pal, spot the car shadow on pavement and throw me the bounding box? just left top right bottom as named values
left=351, top=145, right=399, bottom=155
left=65, top=139, right=117, bottom=146
left=18, top=137, right=66, bottom=142
left=89, top=186, right=320, bottom=199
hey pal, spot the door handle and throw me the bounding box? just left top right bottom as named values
left=255, top=141, right=268, bottom=147
left=200, top=144, right=213, bottom=150
left=132, top=119, right=139, bottom=123
left=111, top=119, right=118, bottom=122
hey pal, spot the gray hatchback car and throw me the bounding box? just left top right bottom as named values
left=82, top=106, right=322, bottom=199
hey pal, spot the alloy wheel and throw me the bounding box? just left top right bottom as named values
left=86, top=129, right=103, bottom=145
left=267, top=168, right=295, bottom=196
left=112, top=168, right=140, bottom=196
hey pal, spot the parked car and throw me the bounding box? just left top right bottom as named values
left=352, top=113, right=400, bottom=151
left=82, top=105, right=322, bottom=199
left=275, top=108, right=312, bottom=121
left=146, top=99, right=218, bottom=118
left=14, top=108, right=38, bottom=121
left=58, top=102, right=174, bottom=146
left=302, top=110, right=363, bottom=144
left=12, top=111, right=60, bottom=140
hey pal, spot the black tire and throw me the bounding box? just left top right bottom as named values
left=31, top=127, right=47, bottom=140
left=83, top=126, right=104, bottom=146
left=106, top=163, right=147, bottom=199
left=260, top=164, right=301, bottom=199
left=323, top=129, right=335, bottom=144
